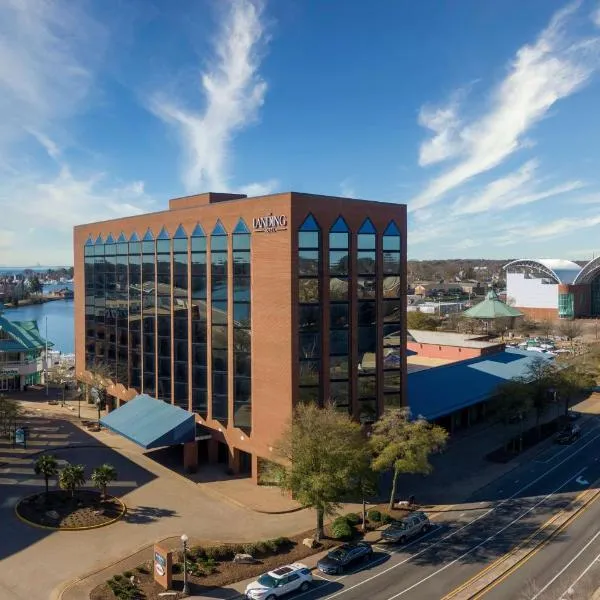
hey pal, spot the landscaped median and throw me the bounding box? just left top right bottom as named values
left=90, top=509, right=406, bottom=600
left=442, top=483, right=600, bottom=600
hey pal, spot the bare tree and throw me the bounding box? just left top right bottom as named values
left=537, top=319, right=555, bottom=338
left=557, top=319, right=584, bottom=352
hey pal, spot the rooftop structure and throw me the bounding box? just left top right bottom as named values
left=462, top=289, right=523, bottom=320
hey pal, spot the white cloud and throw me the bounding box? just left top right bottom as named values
left=410, top=2, right=600, bottom=213
left=27, top=129, right=61, bottom=160
left=239, top=179, right=278, bottom=197
left=340, top=179, right=356, bottom=198
left=452, top=159, right=584, bottom=214
left=151, top=0, right=270, bottom=193
left=593, top=3, right=600, bottom=27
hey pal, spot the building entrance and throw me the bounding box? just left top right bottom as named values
left=0, top=375, right=18, bottom=391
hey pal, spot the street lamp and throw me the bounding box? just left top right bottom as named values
left=95, top=397, right=101, bottom=428
left=181, top=533, right=189, bottom=595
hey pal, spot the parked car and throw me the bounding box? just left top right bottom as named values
left=568, top=410, right=581, bottom=421
left=245, top=563, right=312, bottom=599
left=555, top=424, right=581, bottom=445
left=381, top=511, right=431, bottom=544
left=316, top=542, right=373, bottom=574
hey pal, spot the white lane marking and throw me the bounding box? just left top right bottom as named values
left=326, top=466, right=587, bottom=600
left=575, top=476, right=589, bottom=486
left=379, top=467, right=589, bottom=600
left=530, top=529, right=600, bottom=599
left=537, top=423, right=600, bottom=464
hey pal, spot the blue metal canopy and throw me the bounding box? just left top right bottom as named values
left=100, top=394, right=196, bottom=449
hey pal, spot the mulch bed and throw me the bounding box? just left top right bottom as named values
left=90, top=528, right=348, bottom=600
left=16, top=490, right=123, bottom=529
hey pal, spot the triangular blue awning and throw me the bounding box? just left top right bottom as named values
left=100, top=394, right=196, bottom=449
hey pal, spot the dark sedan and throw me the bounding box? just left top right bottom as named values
left=316, top=542, right=373, bottom=575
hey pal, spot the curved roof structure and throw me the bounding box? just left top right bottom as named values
left=503, top=259, right=581, bottom=284
left=573, top=257, right=600, bottom=284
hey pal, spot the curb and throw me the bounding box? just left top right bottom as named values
left=15, top=493, right=127, bottom=531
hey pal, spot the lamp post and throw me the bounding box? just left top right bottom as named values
left=181, top=533, right=189, bottom=595
left=95, top=397, right=101, bottom=428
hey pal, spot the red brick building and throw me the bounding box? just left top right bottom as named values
left=74, top=192, right=407, bottom=481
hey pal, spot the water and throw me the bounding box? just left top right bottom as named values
left=2, top=300, right=74, bottom=354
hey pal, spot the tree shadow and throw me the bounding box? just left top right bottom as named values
left=121, top=505, right=178, bottom=525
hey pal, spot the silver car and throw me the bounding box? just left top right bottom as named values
left=381, top=511, right=431, bottom=544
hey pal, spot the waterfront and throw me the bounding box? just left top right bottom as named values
left=2, top=299, right=74, bottom=354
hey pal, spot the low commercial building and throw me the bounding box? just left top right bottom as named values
left=74, top=191, right=407, bottom=481
left=407, top=330, right=505, bottom=362
left=0, top=306, right=50, bottom=391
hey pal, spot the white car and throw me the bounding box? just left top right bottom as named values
left=245, top=563, right=312, bottom=599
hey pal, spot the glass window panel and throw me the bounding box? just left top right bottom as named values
left=235, top=353, right=251, bottom=377
left=298, top=231, right=319, bottom=249
left=173, top=238, right=187, bottom=253
left=358, top=400, right=377, bottom=424
left=233, top=328, right=250, bottom=352
left=174, top=276, right=188, bottom=297
left=383, top=324, right=401, bottom=348
left=329, top=381, right=349, bottom=405
left=234, top=302, right=251, bottom=327
left=383, top=276, right=401, bottom=298
left=330, top=330, right=349, bottom=355
left=357, top=251, right=376, bottom=275
left=233, top=252, right=250, bottom=276
left=192, top=365, right=207, bottom=387
left=212, top=371, right=228, bottom=395
left=233, top=234, right=250, bottom=250
left=329, top=232, right=349, bottom=249
left=384, top=371, right=401, bottom=393
left=384, top=393, right=402, bottom=408
left=383, top=300, right=402, bottom=322
left=383, top=235, right=401, bottom=251
left=234, top=377, right=251, bottom=401
left=191, top=237, right=206, bottom=252
left=330, top=304, right=349, bottom=329
left=234, top=401, right=252, bottom=429
left=211, top=236, right=228, bottom=252
left=156, top=239, right=170, bottom=254
left=299, top=278, right=319, bottom=303
left=299, top=333, right=320, bottom=358
left=383, top=252, right=401, bottom=275
left=298, top=250, right=319, bottom=276
left=212, top=326, right=228, bottom=350
left=330, top=356, right=349, bottom=379
left=174, top=253, right=188, bottom=275
left=357, top=277, right=376, bottom=299
left=191, top=276, right=206, bottom=299
left=192, top=343, right=206, bottom=364
left=129, top=241, right=141, bottom=254
left=298, top=386, right=320, bottom=404
left=358, top=301, right=376, bottom=326
left=384, top=348, right=401, bottom=370
left=330, top=278, right=348, bottom=301
left=357, top=375, right=376, bottom=399
left=357, top=233, right=376, bottom=250
left=299, top=305, right=320, bottom=332
left=142, top=240, right=154, bottom=254
left=329, top=251, right=349, bottom=276
left=233, top=278, right=250, bottom=301
left=211, top=276, right=227, bottom=300
left=191, top=302, right=207, bottom=324
left=192, top=388, right=207, bottom=415
left=212, top=301, right=228, bottom=324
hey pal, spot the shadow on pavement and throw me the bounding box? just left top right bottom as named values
left=122, top=505, right=178, bottom=524
left=0, top=411, right=158, bottom=561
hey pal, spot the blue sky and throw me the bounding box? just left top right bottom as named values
left=1, top=0, right=600, bottom=265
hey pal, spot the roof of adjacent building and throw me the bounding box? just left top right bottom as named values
left=408, top=348, right=553, bottom=421
left=0, top=313, right=52, bottom=351
left=462, top=289, right=523, bottom=319
left=407, top=329, right=499, bottom=349
left=504, top=259, right=582, bottom=284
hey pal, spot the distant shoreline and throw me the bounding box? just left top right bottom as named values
left=1, top=296, right=72, bottom=309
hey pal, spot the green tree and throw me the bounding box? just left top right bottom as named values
left=555, top=364, right=597, bottom=418
left=0, top=395, right=21, bottom=437
left=91, top=464, right=118, bottom=500
left=370, top=408, right=448, bottom=510
left=270, top=403, right=370, bottom=541
left=524, top=357, right=558, bottom=440
left=59, top=464, right=86, bottom=499
left=29, top=276, right=43, bottom=295
left=87, top=361, right=115, bottom=409
left=34, top=454, right=59, bottom=497
left=407, top=311, right=439, bottom=331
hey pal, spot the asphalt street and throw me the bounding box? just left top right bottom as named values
left=285, top=415, right=600, bottom=600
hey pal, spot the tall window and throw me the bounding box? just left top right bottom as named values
left=329, top=217, right=350, bottom=413
left=233, top=219, right=251, bottom=429
left=190, top=224, right=208, bottom=417
left=93, top=235, right=106, bottom=367
left=128, top=232, right=142, bottom=390
left=298, top=214, right=321, bottom=405
left=156, top=227, right=171, bottom=402
left=211, top=220, right=228, bottom=422
left=382, top=221, right=402, bottom=408
left=141, top=228, right=156, bottom=396
left=84, top=236, right=95, bottom=371
left=115, top=233, right=129, bottom=385
left=356, top=218, right=377, bottom=424
left=104, top=234, right=117, bottom=377
left=173, top=225, right=189, bottom=408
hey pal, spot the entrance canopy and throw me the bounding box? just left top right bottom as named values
left=100, top=394, right=196, bottom=449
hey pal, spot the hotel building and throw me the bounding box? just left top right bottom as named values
left=74, top=192, right=407, bottom=481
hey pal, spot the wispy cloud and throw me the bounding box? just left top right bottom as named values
left=452, top=159, right=584, bottom=215
left=593, top=3, right=600, bottom=27
left=151, top=0, right=272, bottom=194
left=340, top=178, right=356, bottom=198
left=409, top=2, right=600, bottom=213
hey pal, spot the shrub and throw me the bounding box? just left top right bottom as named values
left=265, top=539, right=278, bottom=553
left=113, top=574, right=123, bottom=582
left=272, top=537, right=292, bottom=550
left=135, top=565, right=149, bottom=575
left=242, top=542, right=258, bottom=556
left=344, top=512, right=361, bottom=525
left=123, top=571, right=133, bottom=578
left=255, top=541, right=269, bottom=555
left=331, top=519, right=353, bottom=540
left=367, top=509, right=382, bottom=522
left=381, top=513, right=394, bottom=525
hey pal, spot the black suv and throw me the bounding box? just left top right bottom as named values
left=555, top=424, right=581, bottom=444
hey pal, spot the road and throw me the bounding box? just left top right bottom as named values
left=286, top=416, right=600, bottom=600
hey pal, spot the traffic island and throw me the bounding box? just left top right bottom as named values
left=15, top=490, right=126, bottom=530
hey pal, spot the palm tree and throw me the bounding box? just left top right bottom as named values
left=91, top=464, right=117, bottom=500
left=58, top=464, right=86, bottom=499
left=34, top=454, right=59, bottom=497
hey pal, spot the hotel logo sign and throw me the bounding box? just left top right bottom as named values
left=253, top=213, right=288, bottom=233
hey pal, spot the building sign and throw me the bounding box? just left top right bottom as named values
left=0, top=369, right=19, bottom=376
left=253, top=214, right=288, bottom=233
left=153, top=544, right=172, bottom=589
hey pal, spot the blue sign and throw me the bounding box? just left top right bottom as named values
left=15, top=428, right=25, bottom=445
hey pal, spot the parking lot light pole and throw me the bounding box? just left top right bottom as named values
left=181, top=533, right=189, bottom=595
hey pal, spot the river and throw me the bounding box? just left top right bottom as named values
left=2, top=299, right=74, bottom=354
